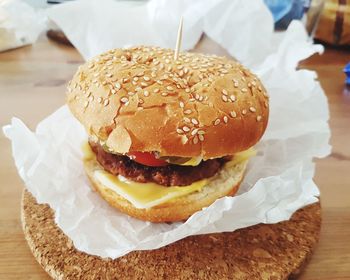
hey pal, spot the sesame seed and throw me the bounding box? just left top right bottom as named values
left=179, top=101, right=185, bottom=108
left=97, top=97, right=102, bottom=104
left=184, top=117, right=191, bottom=123
left=138, top=98, right=144, bottom=104
left=165, top=59, right=170, bottom=63
left=185, top=88, right=190, bottom=93
left=161, top=92, right=168, bottom=96
left=93, top=73, right=99, bottom=77
left=222, top=89, right=228, bottom=95
left=151, top=72, right=157, bottom=78
left=220, top=69, right=228, bottom=74
left=184, top=109, right=192, bottom=115
left=214, top=119, right=220, bottom=126
left=167, top=66, right=172, bottom=72
left=144, top=76, right=150, bottom=81
left=230, top=111, right=237, bottom=118
left=230, top=95, right=236, bottom=102
left=264, top=101, right=268, bottom=108
left=166, top=86, right=174, bottom=91
left=120, top=97, right=129, bottom=103
left=111, top=89, right=116, bottom=94
left=84, top=101, right=89, bottom=108
left=191, top=118, right=199, bottom=125
left=183, top=126, right=190, bottom=132
left=193, top=136, right=199, bottom=144
left=141, top=82, right=148, bottom=87
left=133, top=77, right=139, bottom=82
left=222, top=95, right=228, bottom=102
left=135, top=87, right=142, bottom=92
left=263, top=91, right=269, bottom=97
left=249, top=107, right=256, bottom=112
left=88, top=64, right=94, bottom=69
left=154, top=88, right=160, bottom=93
left=177, top=128, right=184, bottom=134
left=106, top=73, right=113, bottom=78
left=157, top=80, right=163, bottom=85
left=241, top=88, right=248, bottom=93
left=115, top=82, right=121, bottom=89
left=128, top=92, right=135, bottom=96
left=144, top=91, right=149, bottom=97
left=234, top=82, right=239, bottom=88
left=88, top=96, right=94, bottom=102
left=248, top=82, right=252, bottom=88
left=198, top=134, right=204, bottom=142
left=103, top=99, right=109, bottom=106
left=181, top=135, right=189, bottom=144
left=197, top=130, right=205, bottom=135
left=191, top=128, right=199, bottom=136
left=223, top=116, right=228, bottom=123
left=257, top=115, right=262, bottom=122
left=242, top=109, right=247, bottom=115
left=137, top=72, right=144, bottom=77
left=123, top=78, right=129, bottom=83
left=177, top=65, right=184, bottom=70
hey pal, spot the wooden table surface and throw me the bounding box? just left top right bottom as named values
left=0, top=36, right=349, bottom=280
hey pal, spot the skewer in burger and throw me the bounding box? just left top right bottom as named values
left=66, top=46, right=269, bottom=222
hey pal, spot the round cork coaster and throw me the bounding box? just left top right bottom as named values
left=21, top=190, right=321, bottom=280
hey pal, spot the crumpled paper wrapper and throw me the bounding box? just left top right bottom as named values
left=46, top=0, right=274, bottom=66
left=0, top=0, right=46, bottom=52
left=4, top=2, right=330, bottom=258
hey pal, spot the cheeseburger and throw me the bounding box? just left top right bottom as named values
left=67, top=46, right=269, bottom=222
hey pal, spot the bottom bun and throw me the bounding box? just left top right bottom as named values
left=84, top=157, right=248, bottom=223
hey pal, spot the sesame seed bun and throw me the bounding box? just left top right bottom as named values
left=67, top=46, right=269, bottom=159
left=84, top=154, right=247, bottom=223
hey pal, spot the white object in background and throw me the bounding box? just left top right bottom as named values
left=0, top=0, right=46, bottom=52
left=47, top=0, right=274, bottom=66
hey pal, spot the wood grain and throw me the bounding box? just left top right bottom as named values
left=1, top=36, right=350, bottom=279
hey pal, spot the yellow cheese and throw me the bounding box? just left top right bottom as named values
left=225, top=147, right=256, bottom=168
left=82, top=142, right=94, bottom=160
left=94, top=170, right=208, bottom=209
left=83, top=141, right=255, bottom=209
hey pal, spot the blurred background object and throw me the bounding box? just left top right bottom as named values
left=344, top=62, right=350, bottom=85
left=0, top=0, right=46, bottom=52
left=314, top=0, right=350, bottom=46
left=264, top=0, right=309, bottom=30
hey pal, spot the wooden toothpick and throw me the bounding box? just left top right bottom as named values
left=174, top=17, right=183, bottom=60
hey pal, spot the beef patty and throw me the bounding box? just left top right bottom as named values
left=89, top=141, right=227, bottom=186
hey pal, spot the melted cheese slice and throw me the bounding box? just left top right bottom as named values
left=225, top=148, right=256, bottom=168
left=83, top=141, right=256, bottom=209
left=94, top=170, right=208, bottom=209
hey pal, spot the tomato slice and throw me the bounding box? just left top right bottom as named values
left=127, top=151, right=168, bottom=167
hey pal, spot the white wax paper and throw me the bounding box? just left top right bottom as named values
left=0, top=0, right=46, bottom=52
left=4, top=2, right=330, bottom=258
left=46, top=0, right=274, bottom=65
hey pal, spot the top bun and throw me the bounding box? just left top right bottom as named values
left=67, top=46, right=269, bottom=159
